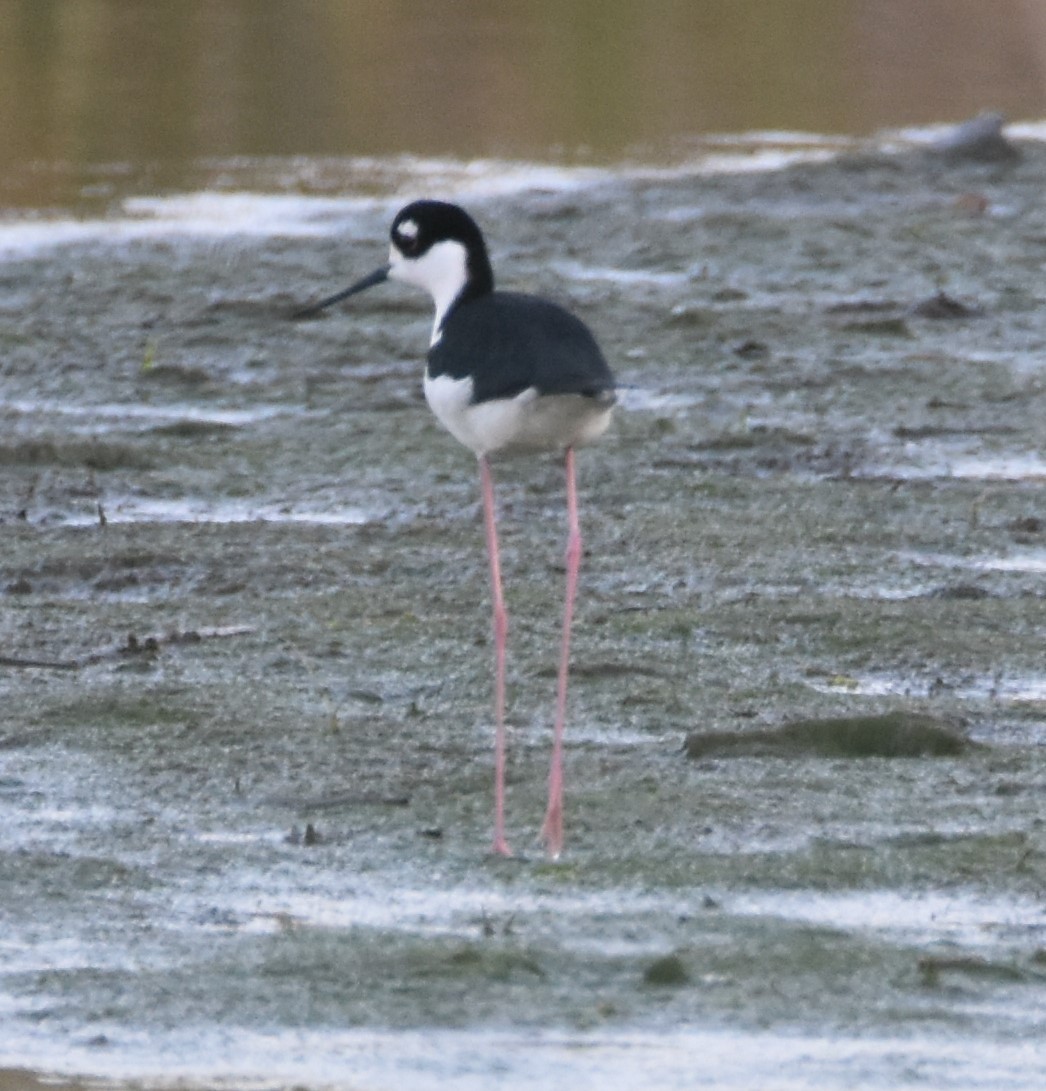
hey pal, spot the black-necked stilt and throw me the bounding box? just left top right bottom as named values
left=297, top=200, right=615, bottom=857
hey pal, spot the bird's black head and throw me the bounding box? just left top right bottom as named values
left=390, top=200, right=495, bottom=300
left=293, top=200, right=494, bottom=321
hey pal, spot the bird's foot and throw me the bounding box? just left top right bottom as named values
left=539, top=805, right=563, bottom=860
left=490, top=835, right=513, bottom=858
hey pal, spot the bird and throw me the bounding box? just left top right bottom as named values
left=296, top=200, right=615, bottom=857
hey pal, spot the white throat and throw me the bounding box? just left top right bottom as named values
left=389, top=239, right=469, bottom=345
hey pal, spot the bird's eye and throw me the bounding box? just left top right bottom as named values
left=394, top=219, right=422, bottom=257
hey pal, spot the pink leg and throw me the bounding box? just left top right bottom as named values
left=540, top=447, right=581, bottom=859
left=480, top=456, right=512, bottom=856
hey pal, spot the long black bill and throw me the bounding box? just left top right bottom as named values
left=292, top=265, right=390, bottom=319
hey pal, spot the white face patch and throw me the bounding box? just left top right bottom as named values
left=389, top=238, right=469, bottom=345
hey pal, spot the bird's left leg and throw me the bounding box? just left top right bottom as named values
left=480, top=455, right=512, bottom=857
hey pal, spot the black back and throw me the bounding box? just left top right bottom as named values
left=428, top=291, right=615, bottom=406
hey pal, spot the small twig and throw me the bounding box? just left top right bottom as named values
left=15, top=472, right=39, bottom=521
left=0, top=653, right=81, bottom=670
left=0, top=624, right=255, bottom=671
left=264, top=790, right=412, bottom=811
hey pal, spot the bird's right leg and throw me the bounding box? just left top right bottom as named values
left=480, top=455, right=512, bottom=856
left=539, top=446, right=579, bottom=859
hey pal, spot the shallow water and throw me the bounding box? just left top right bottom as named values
left=4, top=0, right=1046, bottom=209
left=2, top=129, right=1046, bottom=1088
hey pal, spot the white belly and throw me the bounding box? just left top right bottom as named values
left=424, top=372, right=613, bottom=457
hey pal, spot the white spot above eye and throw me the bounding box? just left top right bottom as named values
left=397, top=218, right=419, bottom=240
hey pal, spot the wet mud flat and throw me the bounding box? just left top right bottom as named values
left=1, top=142, right=1046, bottom=1088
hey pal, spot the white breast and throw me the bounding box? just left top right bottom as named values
left=423, top=372, right=613, bottom=458
left=423, top=371, right=482, bottom=450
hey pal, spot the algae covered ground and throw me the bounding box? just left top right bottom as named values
left=1, top=139, right=1045, bottom=1087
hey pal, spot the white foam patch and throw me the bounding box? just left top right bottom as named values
left=0, top=193, right=378, bottom=255
left=906, top=547, right=1046, bottom=575
left=8, top=124, right=1034, bottom=257
left=615, top=387, right=702, bottom=412
left=552, top=260, right=695, bottom=288
left=3, top=1024, right=1044, bottom=1091
left=60, top=496, right=378, bottom=528
left=971, top=549, right=1046, bottom=574
left=731, top=888, right=1046, bottom=949
left=188, top=874, right=694, bottom=941
left=807, top=669, right=1046, bottom=704
left=2, top=397, right=294, bottom=428
left=863, top=449, right=1046, bottom=483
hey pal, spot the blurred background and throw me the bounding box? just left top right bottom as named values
left=1, top=0, right=1045, bottom=206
